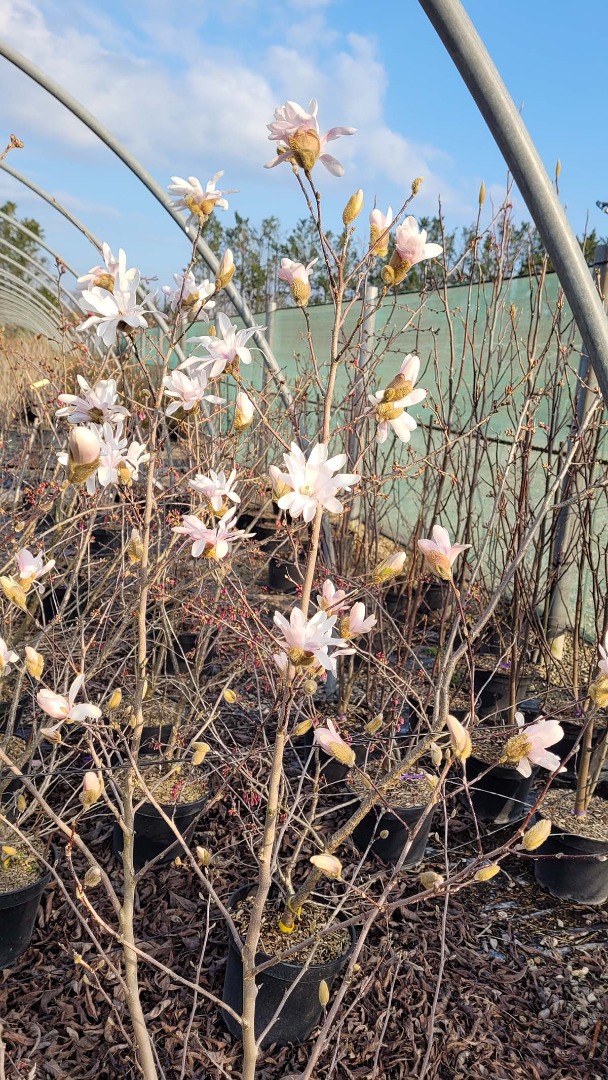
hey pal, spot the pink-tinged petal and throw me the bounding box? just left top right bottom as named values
left=533, top=750, right=564, bottom=773
left=399, top=354, right=421, bottom=383
left=70, top=703, right=102, bottom=722
left=424, top=243, right=443, bottom=259
left=417, top=539, right=436, bottom=557
left=265, top=151, right=293, bottom=170
left=323, top=126, right=357, bottom=142
left=68, top=674, right=85, bottom=708
left=431, top=525, right=452, bottom=555
left=402, top=388, right=427, bottom=407
left=37, top=688, right=69, bottom=720
left=376, top=421, right=389, bottom=444
left=318, top=153, right=345, bottom=177
left=514, top=756, right=532, bottom=778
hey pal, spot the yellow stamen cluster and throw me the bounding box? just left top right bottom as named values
left=502, top=732, right=532, bottom=765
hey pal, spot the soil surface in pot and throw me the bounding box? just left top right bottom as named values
left=0, top=837, right=43, bottom=892
left=349, top=770, right=435, bottom=809
left=1, top=735, right=27, bottom=766
left=133, top=763, right=207, bottom=805
left=539, top=789, right=608, bottom=842
left=232, top=894, right=350, bottom=964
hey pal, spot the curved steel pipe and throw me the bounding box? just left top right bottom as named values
left=0, top=41, right=294, bottom=411
left=418, top=0, right=608, bottom=402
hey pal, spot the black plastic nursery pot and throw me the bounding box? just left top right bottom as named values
left=38, top=586, right=81, bottom=626
left=473, top=666, right=535, bottom=719
left=352, top=801, right=436, bottom=866
left=267, top=554, right=300, bottom=593
left=533, top=804, right=608, bottom=905
left=222, top=884, right=356, bottom=1048
left=112, top=792, right=207, bottom=870
left=149, top=631, right=216, bottom=676
left=463, top=752, right=537, bottom=825
left=89, top=525, right=122, bottom=558
left=0, top=694, right=27, bottom=732
left=237, top=512, right=277, bottom=543
left=0, top=867, right=52, bottom=969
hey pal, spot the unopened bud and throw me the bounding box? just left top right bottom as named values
left=430, top=741, right=442, bottom=767
left=17, top=794, right=27, bottom=813
left=478, top=180, right=486, bottom=207
left=555, top=159, right=562, bottom=181
left=0, top=576, right=27, bottom=610
left=365, top=714, right=384, bottom=735
left=196, top=845, right=212, bottom=866
left=411, top=176, right=424, bottom=195
left=419, top=871, right=443, bottom=889
left=234, top=390, right=254, bottom=431
left=325, top=740, right=356, bottom=769
left=379, top=829, right=389, bottom=839
left=25, top=646, right=44, bottom=680
left=521, top=818, right=552, bottom=851
left=293, top=717, right=313, bottom=736
left=67, top=427, right=101, bottom=485
left=40, top=724, right=62, bottom=744
left=269, top=464, right=292, bottom=501
left=474, top=863, right=500, bottom=882
left=216, top=248, right=235, bottom=291
left=108, top=689, right=122, bottom=711
left=84, top=865, right=102, bottom=888
left=446, top=714, right=472, bottom=761
left=127, top=528, right=143, bottom=565
left=310, top=853, right=342, bottom=879
left=191, top=741, right=210, bottom=766
left=318, top=980, right=330, bottom=1007
left=372, top=551, right=406, bottom=584
left=343, top=189, right=363, bottom=226
left=80, top=770, right=104, bottom=808
left=589, top=675, right=608, bottom=709
left=302, top=680, right=317, bottom=696
left=223, top=688, right=237, bottom=704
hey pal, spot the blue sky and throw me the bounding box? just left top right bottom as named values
left=0, top=0, right=607, bottom=289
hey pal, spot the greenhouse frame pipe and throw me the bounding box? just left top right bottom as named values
left=0, top=267, right=62, bottom=324
left=0, top=238, right=81, bottom=315
left=0, top=41, right=294, bottom=412
left=0, top=289, right=58, bottom=336
left=0, top=161, right=186, bottom=365
left=418, top=0, right=608, bottom=403
left=0, top=207, right=80, bottom=280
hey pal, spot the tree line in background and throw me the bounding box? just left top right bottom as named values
left=0, top=200, right=606, bottom=319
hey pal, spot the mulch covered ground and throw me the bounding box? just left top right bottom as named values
left=1, top=794, right=606, bottom=1080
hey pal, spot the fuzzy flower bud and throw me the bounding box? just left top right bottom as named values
left=474, top=863, right=501, bottom=882
left=430, top=741, right=443, bottom=767
left=234, top=390, right=254, bottom=431
left=0, top=576, right=27, bottom=610
left=310, top=853, right=342, bottom=879
left=127, top=528, right=144, bottom=565
left=365, top=714, right=384, bottom=735
left=478, top=180, right=486, bottom=207
left=108, top=689, right=122, bottom=710
left=25, top=646, right=44, bottom=680
left=318, top=980, right=330, bottom=1007
left=196, top=845, right=212, bottom=866
left=293, top=717, right=313, bottom=736
left=419, top=870, right=444, bottom=889
left=66, top=426, right=101, bottom=485
left=411, top=176, right=424, bottom=195
left=288, top=127, right=321, bottom=172
left=84, top=865, right=102, bottom=888
left=216, top=249, right=235, bottom=291
left=223, top=689, right=238, bottom=704
left=521, top=818, right=552, bottom=851
left=191, top=741, right=210, bottom=766
left=302, top=680, right=317, bottom=697
left=343, top=189, right=363, bottom=226
left=81, top=770, right=104, bottom=808
left=589, top=674, right=608, bottom=709
left=446, top=714, right=472, bottom=761
left=372, top=551, right=406, bottom=584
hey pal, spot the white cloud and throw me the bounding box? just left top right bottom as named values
left=0, top=0, right=484, bottom=221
